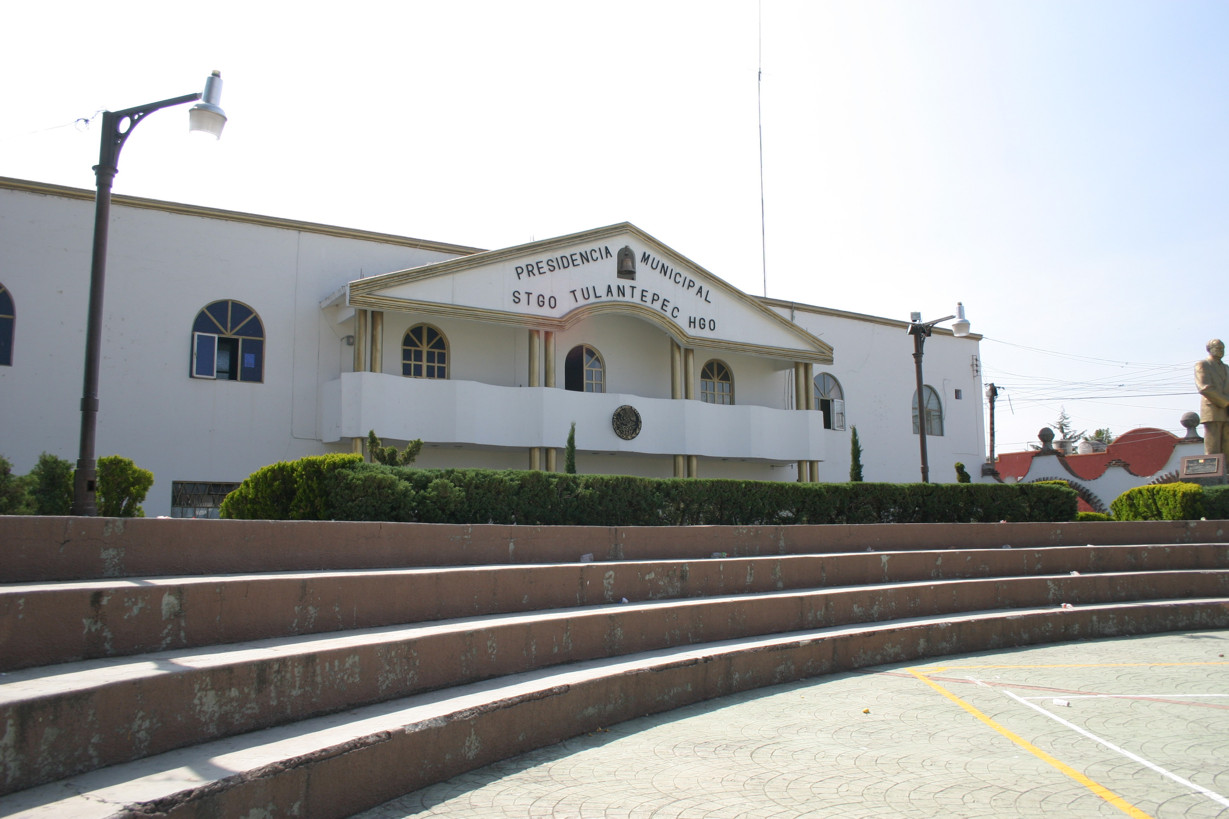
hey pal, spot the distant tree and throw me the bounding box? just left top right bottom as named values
left=954, top=462, right=971, bottom=483
left=565, top=423, right=577, bottom=474
left=29, top=453, right=74, bottom=515
left=1083, top=428, right=1114, bottom=445
left=1053, top=407, right=1085, bottom=443
left=849, top=426, right=864, bottom=482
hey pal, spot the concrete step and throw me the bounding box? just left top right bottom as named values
left=3, top=570, right=1227, bottom=796
left=2, top=600, right=1224, bottom=819
left=4, top=516, right=1226, bottom=581
left=3, top=517, right=1228, bottom=817
left=5, top=545, right=1226, bottom=671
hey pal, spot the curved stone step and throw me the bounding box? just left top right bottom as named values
left=3, top=570, right=1227, bottom=796
left=2, top=600, right=1225, bottom=819
left=4, top=545, right=1226, bottom=671
left=4, top=516, right=1225, bottom=582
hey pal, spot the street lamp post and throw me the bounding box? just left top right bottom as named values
left=72, top=72, right=227, bottom=515
left=907, top=303, right=971, bottom=484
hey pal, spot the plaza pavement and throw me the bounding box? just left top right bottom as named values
left=356, top=630, right=1229, bottom=819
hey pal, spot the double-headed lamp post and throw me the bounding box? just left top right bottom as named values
left=907, top=302, right=971, bottom=484
left=72, top=72, right=227, bottom=515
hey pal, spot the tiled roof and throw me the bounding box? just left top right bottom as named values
left=994, top=427, right=1180, bottom=481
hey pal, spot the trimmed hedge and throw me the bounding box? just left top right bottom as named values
left=221, top=457, right=1079, bottom=524
left=1203, top=485, right=1229, bottom=520
left=1110, top=482, right=1205, bottom=522
left=219, top=454, right=363, bottom=520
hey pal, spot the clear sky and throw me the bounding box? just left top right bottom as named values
left=3, top=1, right=1226, bottom=456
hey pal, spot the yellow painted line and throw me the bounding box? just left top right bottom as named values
left=906, top=667, right=1153, bottom=819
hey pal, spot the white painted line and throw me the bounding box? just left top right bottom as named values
left=1020, top=694, right=1229, bottom=701
left=1000, top=688, right=1229, bottom=810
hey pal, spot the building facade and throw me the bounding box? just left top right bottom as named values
left=0, top=178, right=986, bottom=517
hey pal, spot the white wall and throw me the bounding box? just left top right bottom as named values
left=771, top=303, right=986, bottom=484
left=0, top=183, right=463, bottom=515
left=1, top=181, right=988, bottom=519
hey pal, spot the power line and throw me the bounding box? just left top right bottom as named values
left=981, top=336, right=1192, bottom=369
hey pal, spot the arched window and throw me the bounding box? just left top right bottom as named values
left=191, top=300, right=264, bottom=382
left=402, top=324, right=448, bottom=379
left=700, top=360, right=733, bottom=405
left=0, top=283, right=13, bottom=367
left=913, top=385, right=944, bottom=436
left=814, top=372, right=845, bottom=430
left=565, top=345, right=605, bottom=392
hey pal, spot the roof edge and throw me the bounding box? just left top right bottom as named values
left=0, top=176, right=484, bottom=257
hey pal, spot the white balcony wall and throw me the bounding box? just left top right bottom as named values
left=322, top=372, right=827, bottom=463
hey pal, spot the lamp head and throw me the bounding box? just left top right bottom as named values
left=951, top=302, right=971, bottom=337
left=189, top=71, right=227, bottom=139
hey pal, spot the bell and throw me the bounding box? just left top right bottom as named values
left=617, top=246, right=636, bottom=280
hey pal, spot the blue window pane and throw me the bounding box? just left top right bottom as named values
left=229, top=302, right=253, bottom=329
left=0, top=316, right=12, bottom=366
left=240, top=337, right=264, bottom=382
left=237, top=315, right=264, bottom=339
left=193, top=311, right=217, bottom=334
left=193, top=332, right=217, bottom=378
left=205, top=301, right=230, bottom=328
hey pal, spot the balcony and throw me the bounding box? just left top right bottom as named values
left=321, top=372, right=828, bottom=462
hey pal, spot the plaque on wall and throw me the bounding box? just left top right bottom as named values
left=612, top=405, right=642, bottom=440
left=1180, top=454, right=1225, bottom=479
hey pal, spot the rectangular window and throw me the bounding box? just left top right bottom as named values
left=831, top=398, right=846, bottom=431
left=192, top=332, right=218, bottom=378
left=170, top=481, right=240, bottom=518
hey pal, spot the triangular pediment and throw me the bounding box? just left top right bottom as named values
left=347, top=223, right=833, bottom=363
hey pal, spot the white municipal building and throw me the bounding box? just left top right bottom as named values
left=0, top=177, right=987, bottom=518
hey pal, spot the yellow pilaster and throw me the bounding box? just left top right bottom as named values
left=529, top=329, right=541, bottom=387
left=369, top=311, right=384, bottom=373
left=353, top=309, right=367, bottom=373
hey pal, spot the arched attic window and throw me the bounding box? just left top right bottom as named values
left=0, top=283, right=13, bottom=366
left=700, top=360, right=733, bottom=405
left=191, top=300, right=264, bottom=382
left=913, top=385, right=944, bottom=436
left=814, top=372, right=845, bottom=430
left=402, top=324, right=448, bottom=379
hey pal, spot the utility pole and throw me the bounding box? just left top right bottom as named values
left=983, top=383, right=999, bottom=478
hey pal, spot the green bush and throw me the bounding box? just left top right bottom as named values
left=220, top=460, right=298, bottom=520
left=29, top=453, right=74, bottom=515
left=1076, top=511, right=1112, bottom=522
left=1110, top=483, right=1205, bottom=521
left=220, top=454, right=363, bottom=520
left=222, top=456, right=1080, bottom=524
left=326, top=462, right=417, bottom=521
left=292, top=453, right=367, bottom=520
left=1203, top=486, right=1229, bottom=520
left=96, top=455, right=154, bottom=518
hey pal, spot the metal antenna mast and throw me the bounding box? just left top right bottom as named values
left=758, top=0, right=768, bottom=298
